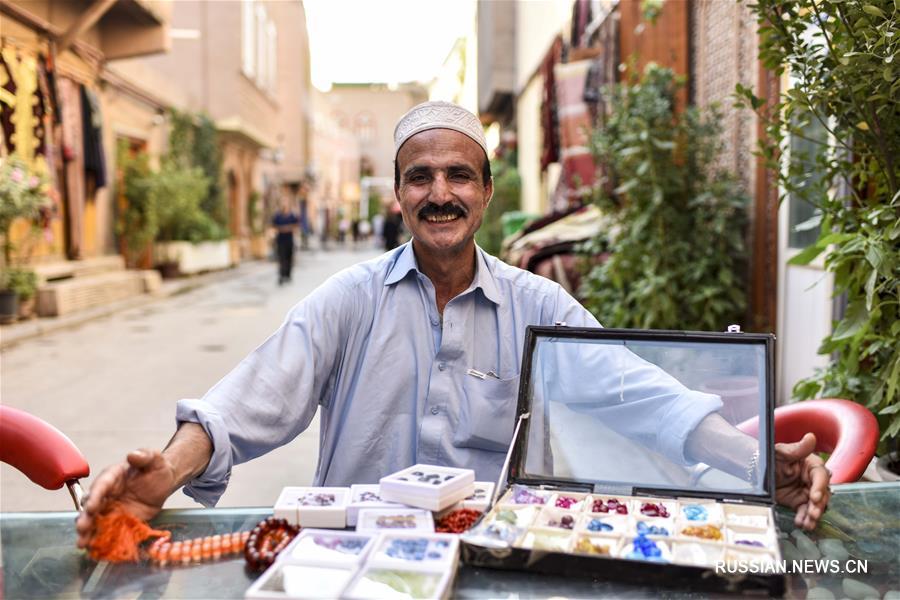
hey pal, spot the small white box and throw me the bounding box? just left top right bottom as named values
left=356, top=508, right=434, bottom=534
left=379, top=464, right=475, bottom=512
left=280, top=529, right=377, bottom=567
left=342, top=564, right=453, bottom=600
left=347, top=484, right=406, bottom=527
left=367, top=532, right=459, bottom=569
left=460, top=481, right=494, bottom=512
left=244, top=561, right=357, bottom=600
left=274, top=487, right=303, bottom=525
left=274, top=486, right=350, bottom=529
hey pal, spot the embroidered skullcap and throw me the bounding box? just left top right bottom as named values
left=394, top=100, right=487, bottom=159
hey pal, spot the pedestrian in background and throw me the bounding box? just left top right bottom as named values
left=382, top=208, right=403, bottom=250
left=272, top=198, right=299, bottom=285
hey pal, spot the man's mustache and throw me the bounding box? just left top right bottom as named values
left=418, top=202, right=467, bottom=220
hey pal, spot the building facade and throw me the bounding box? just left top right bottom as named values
left=1, top=0, right=171, bottom=264
left=112, top=0, right=313, bottom=259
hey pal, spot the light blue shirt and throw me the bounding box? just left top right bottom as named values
left=176, top=243, right=721, bottom=506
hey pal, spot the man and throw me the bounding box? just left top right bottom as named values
left=76, top=102, right=829, bottom=549
left=272, top=198, right=300, bottom=285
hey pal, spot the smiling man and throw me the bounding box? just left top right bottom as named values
left=76, top=102, right=830, bottom=549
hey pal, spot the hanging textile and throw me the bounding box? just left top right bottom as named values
left=539, top=36, right=562, bottom=172
left=553, top=60, right=596, bottom=204
left=0, top=46, right=48, bottom=169
left=36, top=56, right=60, bottom=192
left=80, top=84, right=106, bottom=189
left=58, top=76, right=84, bottom=259
left=570, top=0, right=593, bottom=48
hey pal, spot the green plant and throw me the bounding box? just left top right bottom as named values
left=579, top=65, right=749, bottom=331
left=737, top=0, right=900, bottom=450
left=4, top=267, right=37, bottom=300
left=248, top=191, right=264, bottom=236
left=476, top=154, right=521, bottom=256
left=168, top=109, right=228, bottom=229
left=116, top=141, right=159, bottom=261
left=152, top=164, right=219, bottom=243
left=0, top=156, right=50, bottom=265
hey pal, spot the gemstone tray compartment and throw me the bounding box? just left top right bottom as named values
left=356, top=508, right=435, bottom=534
left=462, top=487, right=781, bottom=571
left=347, top=484, right=406, bottom=527
left=368, top=532, right=460, bottom=568
left=283, top=530, right=377, bottom=567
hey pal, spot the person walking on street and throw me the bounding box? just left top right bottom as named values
left=382, top=208, right=403, bottom=250
left=272, top=198, right=299, bottom=285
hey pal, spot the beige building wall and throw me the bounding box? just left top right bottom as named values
left=322, top=84, right=428, bottom=181
left=513, top=0, right=572, bottom=216
left=515, top=0, right=571, bottom=91
left=310, top=91, right=361, bottom=234
left=517, top=77, right=545, bottom=215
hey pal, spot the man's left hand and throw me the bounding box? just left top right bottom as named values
left=774, top=433, right=832, bottom=531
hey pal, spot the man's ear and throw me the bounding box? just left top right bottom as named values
left=394, top=184, right=401, bottom=202
left=484, top=176, right=494, bottom=208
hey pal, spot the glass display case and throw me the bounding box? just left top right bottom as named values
left=461, top=326, right=784, bottom=593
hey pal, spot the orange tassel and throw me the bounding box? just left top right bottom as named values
left=87, top=502, right=171, bottom=562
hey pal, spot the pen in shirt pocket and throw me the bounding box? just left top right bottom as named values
left=467, top=368, right=500, bottom=380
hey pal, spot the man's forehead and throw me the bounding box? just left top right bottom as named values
left=397, top=129, right=485, bottom=169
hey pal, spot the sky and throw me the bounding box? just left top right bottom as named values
left=304, top=0, right=476, bottom=91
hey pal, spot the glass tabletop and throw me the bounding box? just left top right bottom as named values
left=2, top=482, right=898, bottom=598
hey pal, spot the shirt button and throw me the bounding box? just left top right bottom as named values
left=438, top=362, right=446, bottom=371
left=431, top=406, right=440, bottom=415
left=431, top=318, right=439, bottom=326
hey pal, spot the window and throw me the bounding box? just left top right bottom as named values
left=267, top=22, right=277, bottom=92
left=787, top=112, right=828, bottom=249
left=256, top=4, right=267, bottom=89
left=242, top=0, right=255, bottom=77
left=354, top=113, right=375, bottom=144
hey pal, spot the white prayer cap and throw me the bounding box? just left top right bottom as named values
left=393, top=100, right=487, bottom=160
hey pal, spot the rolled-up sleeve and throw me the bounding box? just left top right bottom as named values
left=175, top=276, right=355, bottom=506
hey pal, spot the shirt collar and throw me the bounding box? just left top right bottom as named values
left=383, top=242, right=503, bottom=307
left=384, top=242, right=418, bottom=286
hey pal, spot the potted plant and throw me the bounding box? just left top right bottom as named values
left=6, top=267, right=38, bottom=320
left=0, top=156, right=50, bottom=323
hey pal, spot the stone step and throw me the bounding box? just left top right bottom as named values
left=33, top=255, right=127, bottom=285
left=36, top=269, right=160, bottom=317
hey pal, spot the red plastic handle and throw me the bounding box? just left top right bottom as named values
left=0, top=406, right=90, bottom=490
left=736, top=398, right=879, bottom=484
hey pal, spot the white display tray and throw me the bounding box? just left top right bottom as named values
left=379, top=464, right=475, bottom=512
left=356, top=508, right=435, bottom=534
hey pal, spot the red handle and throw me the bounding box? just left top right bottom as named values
left=0, top=406, right=90, bottom=490
left=736, top=398, right=879, bottom=484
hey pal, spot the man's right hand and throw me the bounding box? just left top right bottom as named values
left=75, top=449, right=176, bottom=549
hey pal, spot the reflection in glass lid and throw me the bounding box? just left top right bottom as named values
left=520, top=332, right=770, bottom=499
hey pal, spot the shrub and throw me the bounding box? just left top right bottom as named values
left=737, top=0, right=900, bottom=450
left=579, top=65, right=749, bottom=331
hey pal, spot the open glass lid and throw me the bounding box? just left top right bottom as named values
left=508, top=327, right=775, bottom=503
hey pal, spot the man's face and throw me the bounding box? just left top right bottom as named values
left=394, top=128, right=492, bottom=258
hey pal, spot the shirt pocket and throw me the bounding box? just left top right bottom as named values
left=452, top=374, right=520, bottom=453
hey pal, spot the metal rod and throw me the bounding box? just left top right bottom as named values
left=66, top=479, right=85, bottom=512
